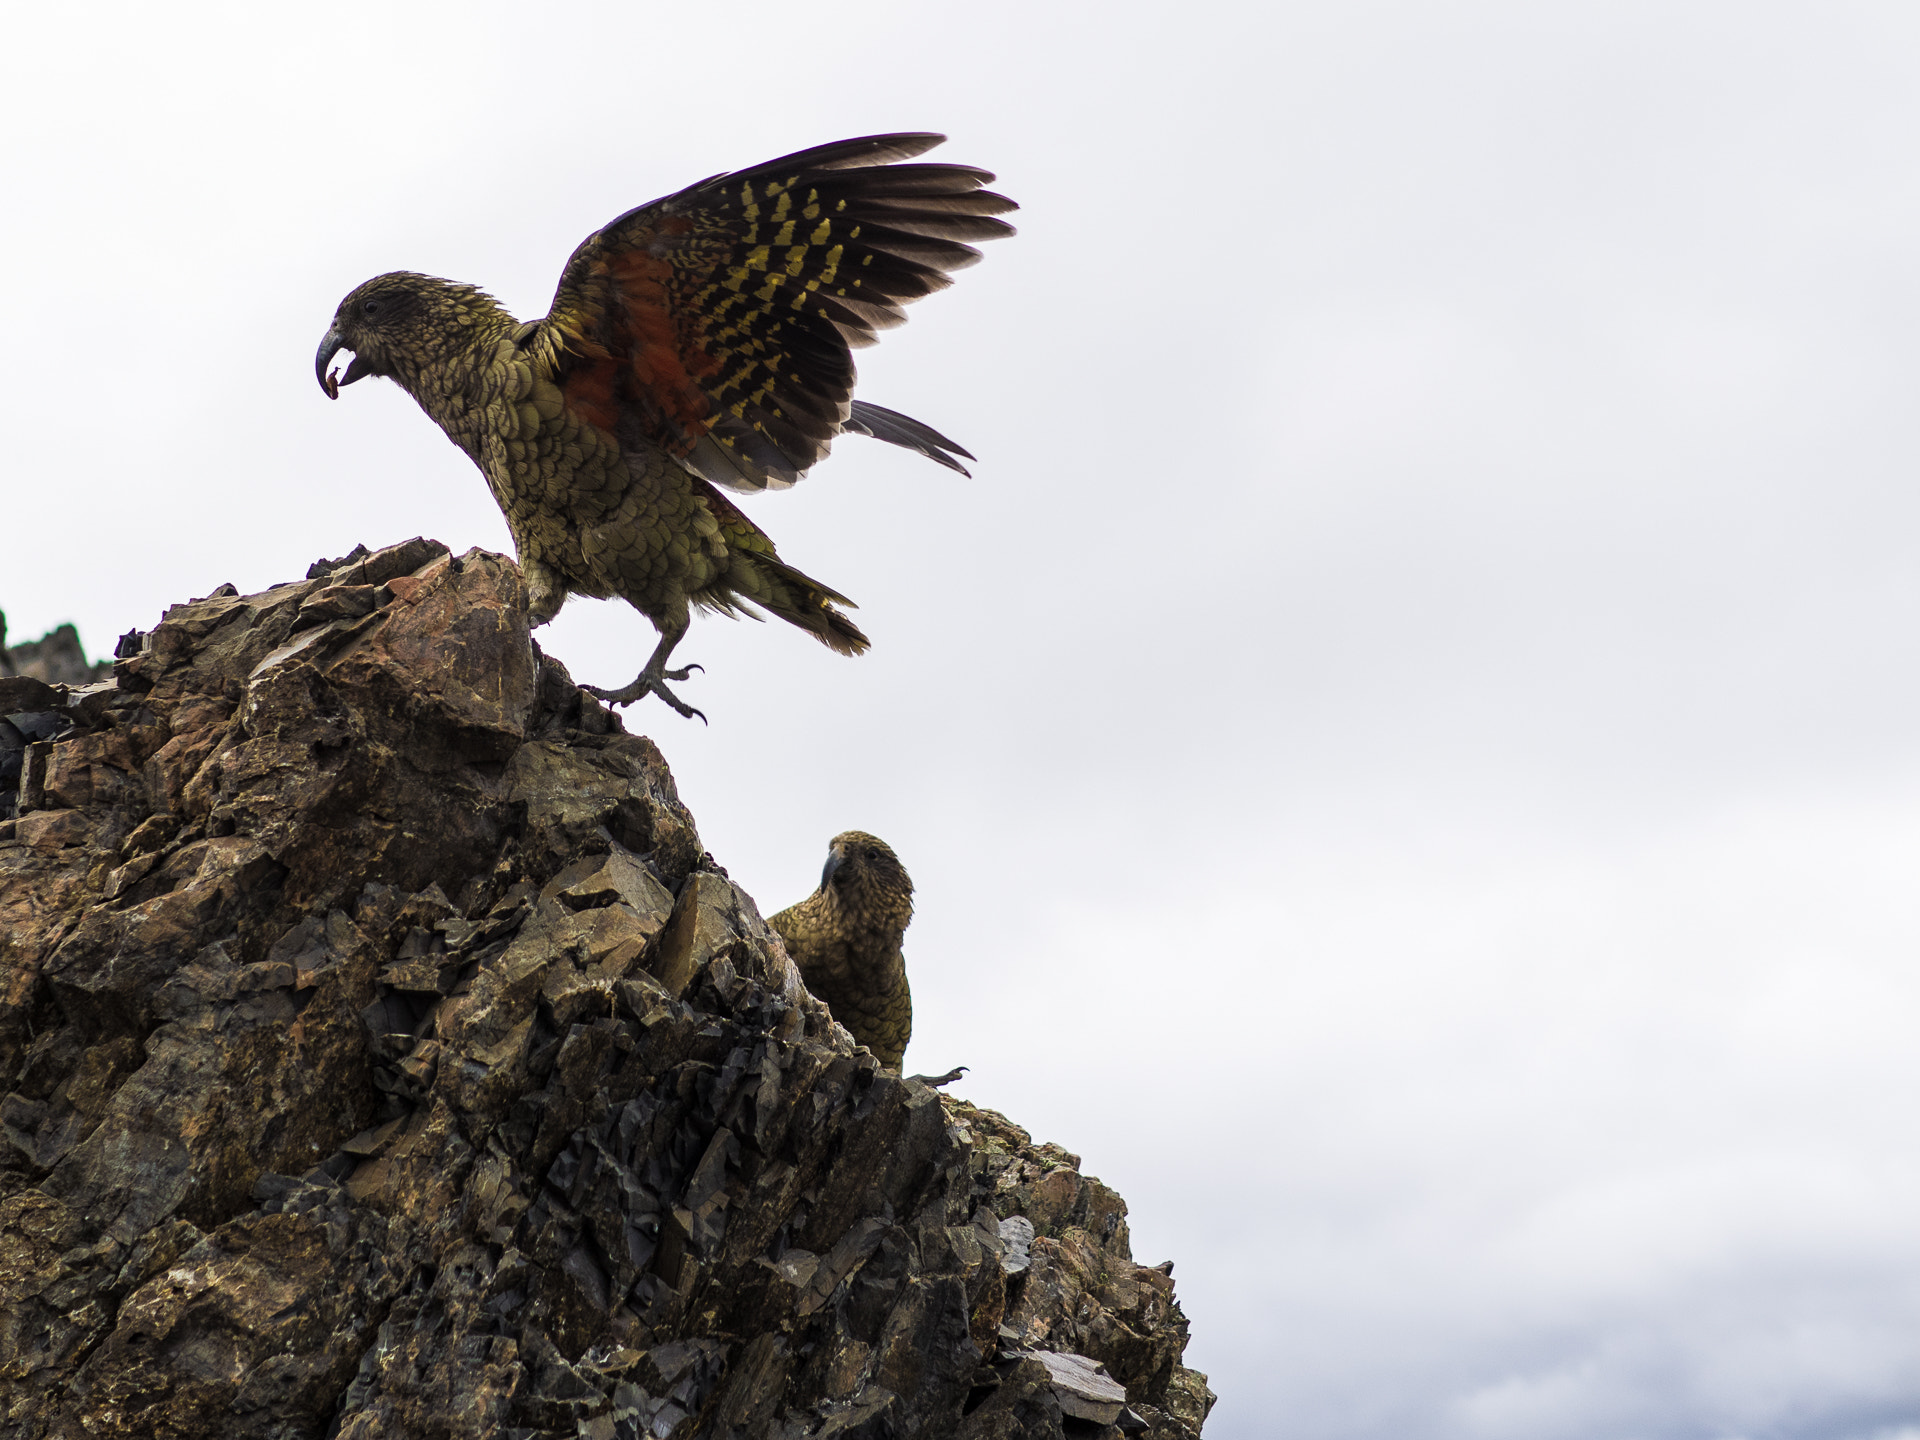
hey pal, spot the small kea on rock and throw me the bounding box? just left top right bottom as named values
left=315, top=132, right=1015, bottom=720
left=770, top=831, right=915, bottom=1070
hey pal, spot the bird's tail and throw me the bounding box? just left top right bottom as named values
left=721, top=549, right=871, bottom=656
left=701, top=486, right=870, bottom=654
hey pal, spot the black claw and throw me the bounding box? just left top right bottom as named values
left=648, top=677, right=707, bottom=723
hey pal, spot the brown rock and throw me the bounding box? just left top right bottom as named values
left=1025, top=1349, right=1130, bottom=1425
left=0, top=616, right=111, bottom=687
left=0, top=542, right=1212, bottom=1438
left=954, top=1102, right=1219, bottom=1437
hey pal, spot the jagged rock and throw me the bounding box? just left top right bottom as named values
left=0, top=614, right=113, bottom=689
left=998, top=1215, right=1035, bottom=1275
left=1017, top=1351, right=1128, bottom=1425
left=1, top=618, right=101, bottom=824
left=0, top=540, right=1213, bottom=1438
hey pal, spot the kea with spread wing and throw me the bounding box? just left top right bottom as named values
left=769, top=831, right=916, bottom=1070
left=316, top=134, right=1015, bottom=718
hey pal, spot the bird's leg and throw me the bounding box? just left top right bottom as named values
left=520, top=557, right=570, bottom=628
left=585, top=617, right=707, bottom=722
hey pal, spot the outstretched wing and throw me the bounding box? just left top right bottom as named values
left=533, top=133, right=1015, bottom=491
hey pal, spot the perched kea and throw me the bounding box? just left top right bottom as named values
left=315, top=133, right=1016, bottom=719
left=769, top=831, right=915, bottom=1070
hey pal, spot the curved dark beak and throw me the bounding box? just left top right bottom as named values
left=315, top=326, right=371, bottom=400
left=819, top=845, right=843, bottom=892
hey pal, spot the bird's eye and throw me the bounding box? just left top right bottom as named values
left=361, top=298, right=382, bottom=317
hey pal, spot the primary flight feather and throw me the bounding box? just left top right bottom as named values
left=316, top=133, right=1016, bottom=718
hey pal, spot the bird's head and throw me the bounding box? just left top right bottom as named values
left=819, top=831, right=913, bottom=914
left=315, top=271, right=495, bottom=399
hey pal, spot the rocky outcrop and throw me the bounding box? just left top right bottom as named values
left=0, top=541, right=1212, bottom=1439
left=0, top=615, right=113, bottom=688
left=0, top=614, right=114, bottom=819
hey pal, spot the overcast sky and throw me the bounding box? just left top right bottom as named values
left=12, top=3, right=1920, bottom=1436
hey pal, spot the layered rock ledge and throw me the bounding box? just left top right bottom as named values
left=0, top=540, right=1213, bottom=1439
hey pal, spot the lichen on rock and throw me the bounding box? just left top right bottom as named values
left=0, top=541, right=1213, bottom=1438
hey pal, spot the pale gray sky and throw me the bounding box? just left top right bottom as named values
left=11, top=3, right=1920, bottom=1436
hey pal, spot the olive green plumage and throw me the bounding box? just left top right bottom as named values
left=316, top=133, right=1015, bottom=718
left=769, top=831, right=915, bottom=1070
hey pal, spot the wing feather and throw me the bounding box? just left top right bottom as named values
left=535, top=133, right=1016, bottom=491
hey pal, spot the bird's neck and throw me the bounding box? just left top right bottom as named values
left=396, top=302, right=522, bottom=413
left=826, top=880, right=912, bottom=933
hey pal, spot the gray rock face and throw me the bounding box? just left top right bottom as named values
left=0, top=542, right=1213, bottom=1438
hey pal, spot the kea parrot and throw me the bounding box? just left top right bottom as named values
left=769, top=831, right=917, bottom=1071
left=316, top=133, right=1015, bottom=719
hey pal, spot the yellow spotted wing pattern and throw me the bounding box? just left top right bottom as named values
left=535, top=133, right=1016, bottom=491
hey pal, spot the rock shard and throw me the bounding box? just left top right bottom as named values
left=0, top=540, right=1214, bottom=1438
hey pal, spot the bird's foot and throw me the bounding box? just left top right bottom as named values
left=586, top=663, right=707, bottom=723
left=908, top=1066, right=968, bottom=1088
